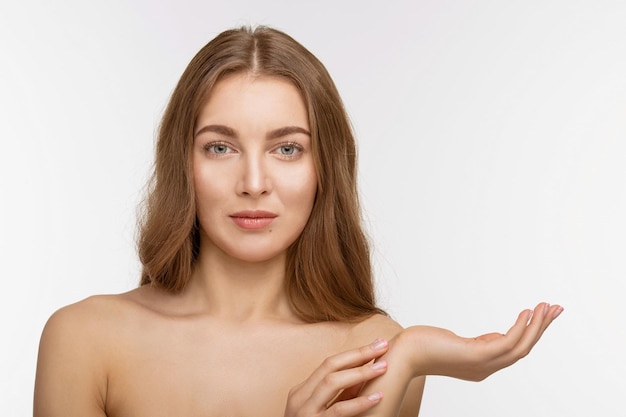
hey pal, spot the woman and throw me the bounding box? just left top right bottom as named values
left=34, top=26, right=562, bottom=417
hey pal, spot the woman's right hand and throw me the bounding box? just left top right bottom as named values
left=284, top=338, right=390, bottom=417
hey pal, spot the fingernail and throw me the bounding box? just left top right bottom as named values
left=367, top=391, right=383, bottom=402
left=543, top=303, right=550, bottom=315
left=553, top=306, right=564, bottom=319
left=371, top=360, right=387, bottom=371
left=371, top=338, right=388, bottom=351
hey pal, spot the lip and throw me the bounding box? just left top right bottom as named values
left=229, top=210, right=277, bottom=230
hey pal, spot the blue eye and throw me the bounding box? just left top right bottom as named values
left=203, top=142, right=232, bottom=155
left=275, top=142, right=303, bottom=157
left=279, top=145, right=296, bottom=155
left=211, top=144, right=229, bottom=154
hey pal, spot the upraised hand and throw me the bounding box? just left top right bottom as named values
left=396, top=302, right=563, bottom=381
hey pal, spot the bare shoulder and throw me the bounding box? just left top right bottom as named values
left=38, top=286, right=169, bottom=355
left=41, top=290, right=144, bottom=337
left=34, top=290, right=149, bottom=417
left=344, top=313, right=404, bottom=348
left=41, top=294, right=123, bottom=348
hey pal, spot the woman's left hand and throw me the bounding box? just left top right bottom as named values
left=395, top=302, right=563, bottom=382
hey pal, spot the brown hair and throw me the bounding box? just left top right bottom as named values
left=138, top=26, right=385, bottom=322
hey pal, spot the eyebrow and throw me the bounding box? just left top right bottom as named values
left=194, top=124, right=311, bottom=140
left=194, top=124, right=236, bottom=138
left=267, top=126, right=311, bottom=139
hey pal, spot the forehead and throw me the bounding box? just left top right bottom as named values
left=196, top=73, right=309, bottom=131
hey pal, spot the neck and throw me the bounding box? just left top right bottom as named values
left=185, top=247, right=297, bottom=323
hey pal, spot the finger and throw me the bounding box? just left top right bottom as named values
left=504, top=308, right=534, bottom=341
left=298, top=339, right=389, bottom=400
left=309, top=360, right=387, bottom=409
left=499, top=303, right=561, bottom=365
left=515, top=303, right=552, bottom=352
left=333, top=382, right=364, bottom=403
left=473, top=309, right=532, bottom=358
left=516, top=303, right=563, bottom=353
left=326, top=391, right=383, bottom=417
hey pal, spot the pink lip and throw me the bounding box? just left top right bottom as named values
left=229, top=210, right=277, bottom=230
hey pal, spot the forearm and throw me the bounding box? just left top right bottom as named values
left=358, top=334, right=422, bottom=417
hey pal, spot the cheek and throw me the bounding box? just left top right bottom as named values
left=288, top=166, right=317, bottom=213
left=193, top=169, right=226, bottom=216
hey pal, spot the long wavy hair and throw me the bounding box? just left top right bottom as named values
left=138, top=26, right=384, bottom=322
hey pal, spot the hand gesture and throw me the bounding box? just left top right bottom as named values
left=284, top=339, right=389, bottom=417
left=398, top=302, right=563, bottom=381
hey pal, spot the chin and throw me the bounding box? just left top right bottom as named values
left=232, top=253, right=285, bottom=264
left=201, top=234, right=295, bottom=265
left=222, top=246, right=288, bottom=264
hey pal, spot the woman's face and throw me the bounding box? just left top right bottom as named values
left=193, top=73, right=317, bottom=263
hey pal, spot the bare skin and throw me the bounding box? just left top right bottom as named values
left=33, top=285, right=559, bottom=417
left=34, top=73, right=561, bottom=416
left=35, top=74, right=425, bottom=416
left=34, top=286, right=424, bottom=417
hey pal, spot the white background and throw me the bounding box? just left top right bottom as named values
left=1, top=1, right=625, bottom=416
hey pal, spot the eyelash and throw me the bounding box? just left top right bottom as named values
left=274, top=141, right=304, bottom=159
left=202, top=141, right=232, bottom=156
left=201, top=141, right=304, bottom=159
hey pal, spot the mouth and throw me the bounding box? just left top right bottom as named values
left=229, top=210, right=277, bottom=229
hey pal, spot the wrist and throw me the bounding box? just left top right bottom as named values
left=389, top=328, right=422, bottom=378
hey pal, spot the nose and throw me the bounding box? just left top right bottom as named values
left=236, top=153, right=272, bottom=198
